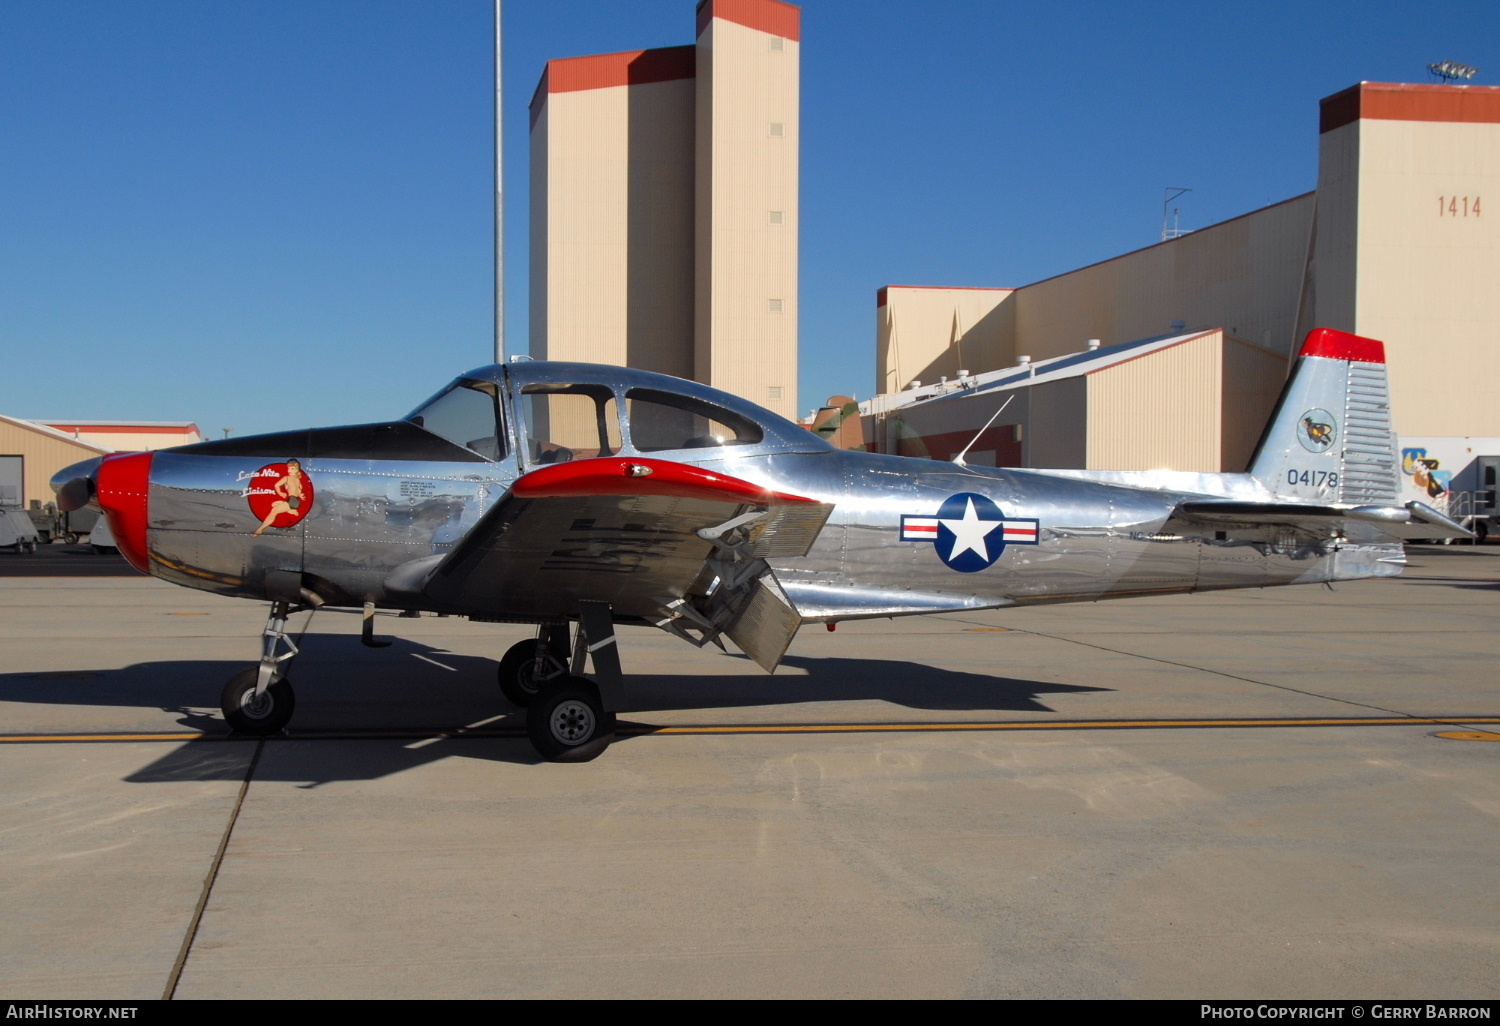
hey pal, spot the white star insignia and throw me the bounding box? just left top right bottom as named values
left=939, top=497, right=1001, bottom=562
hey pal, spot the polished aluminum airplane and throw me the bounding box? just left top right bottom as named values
left=52, top=327, right=1468, bottom=761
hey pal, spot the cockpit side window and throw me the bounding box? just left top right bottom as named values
left=405, top=380, right=505, bottom=460
left=624, top=388, right=765, bottom=452
left=520, top=384, right=622, bottom=465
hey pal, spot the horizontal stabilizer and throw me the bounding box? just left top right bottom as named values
left=1177, top=499, right=1472, bottom=541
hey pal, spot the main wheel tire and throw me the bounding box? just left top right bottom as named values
left=497, top=638, right=563, bottom=708
left=527, top=676, right=616, bottom=762
left=221, top=667, right=296, bottom=735
left=1475, top=520, right=1489, bottom=545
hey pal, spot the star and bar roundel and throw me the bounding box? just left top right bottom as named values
left=900, top=493, right=1040, bottom=573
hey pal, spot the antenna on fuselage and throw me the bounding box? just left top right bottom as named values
left=951, top=394, right=1014, bottom=469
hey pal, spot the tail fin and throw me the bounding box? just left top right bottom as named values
left=1248, top=328, right=1400, bottom=504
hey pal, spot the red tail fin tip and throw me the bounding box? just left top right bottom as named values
left=1299, top=328, right=1386, bottom=364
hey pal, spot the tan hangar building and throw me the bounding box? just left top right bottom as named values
left=0, top=417, right=201, bottom=510
left=869, top=82, right=1500, bottom=480
left=530, top=0, right=801, bottom=420
left=0, top=415, right=112, bottom=510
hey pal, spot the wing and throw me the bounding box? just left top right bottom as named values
left=407, top=457, right=834, bottom=670
left=1174, top=499, right=1472, bottom=541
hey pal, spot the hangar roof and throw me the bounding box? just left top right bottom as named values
left=0, top=413, right=113, bottom=454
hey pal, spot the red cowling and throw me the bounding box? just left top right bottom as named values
left=1299, top=328, right=1386, bottom=364
left=94, top=452, right=154, bottom=574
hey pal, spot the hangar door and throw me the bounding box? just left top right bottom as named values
left=0, top=455, right=21, bottom=507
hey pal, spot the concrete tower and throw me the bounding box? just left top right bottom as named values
left=1311, top=82, right=1500, bottom=436
left=529, top=0, right=801, bottom=418
left=528, top=46, right=697, bottom=379
left=693, top=0, right=801, bottom=418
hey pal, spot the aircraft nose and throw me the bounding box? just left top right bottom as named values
left=93, top=452, right=156, bottom=574
left=51, top=457, right=102, bottom=512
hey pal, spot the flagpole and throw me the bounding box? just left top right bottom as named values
left=493, top=0, right=504, bottom=363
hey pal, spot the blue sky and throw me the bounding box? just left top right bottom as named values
left=2, top=0, right=1493, bottom=437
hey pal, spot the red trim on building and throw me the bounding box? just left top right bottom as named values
left=1320, top=82, right=1500, bottom=134
left=43, top=423, right=197, bottom=435
left=697, top=0, right=801, bottom=41
left=1299, top=328, right=1386, bottom=364
left=544, top=46, right=696, bottom=95
left=531, top=46, right=695, bottom=128
left=94, top=452, right=154, bottom=574
left=514, top=457, right=816, bottom=506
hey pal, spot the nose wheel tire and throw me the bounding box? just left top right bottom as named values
left=221, top=667, right=296, bottom=735
left=527, top=676, right=616, bottom=762
left=498, top=639, right=561, bottom=708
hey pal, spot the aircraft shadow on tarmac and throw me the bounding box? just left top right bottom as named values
left=0, top=633, right=1109, bottom=781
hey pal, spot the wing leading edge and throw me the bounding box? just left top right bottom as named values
left=413, top=457, right=834, bottom=670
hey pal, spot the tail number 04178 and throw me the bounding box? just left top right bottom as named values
left=1288, top=469, right=1338, bottom=489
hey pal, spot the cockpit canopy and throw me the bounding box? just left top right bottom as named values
left=405, top=361, right=831, bottom=464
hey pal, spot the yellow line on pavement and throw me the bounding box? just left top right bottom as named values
left=3, top=716, right=1498, bottom=745
left=628, top=716, right=1500, bottom=736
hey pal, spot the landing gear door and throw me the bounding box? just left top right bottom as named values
left=722, top=573, right=801, bottom=673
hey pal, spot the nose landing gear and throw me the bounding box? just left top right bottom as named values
left=220, top=600, right=307, bottom=735
left=221, top=667, right=296, bottom=734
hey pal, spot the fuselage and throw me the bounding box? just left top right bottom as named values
left=56, top=359, right=1400, bottom=626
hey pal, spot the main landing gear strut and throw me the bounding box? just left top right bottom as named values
left=499, top=601, right=622, bottom=762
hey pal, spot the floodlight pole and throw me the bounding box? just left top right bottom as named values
left=494, top=0, right=505, bottom=364
left=1428, top=60, right=1478, bottom=84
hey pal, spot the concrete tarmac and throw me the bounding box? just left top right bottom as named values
left=1, top=546, right=1497, bottom=999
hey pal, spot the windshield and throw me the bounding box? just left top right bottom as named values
left=406, top=379, right=505, bottom=460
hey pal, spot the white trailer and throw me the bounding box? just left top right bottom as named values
left=1399, top=436, right=1500, bottom=543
